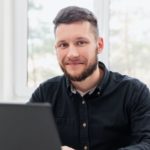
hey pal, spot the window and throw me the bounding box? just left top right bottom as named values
left=109, top=0, right=150, bottom=87
left=14, top=0, right=149, bottom=99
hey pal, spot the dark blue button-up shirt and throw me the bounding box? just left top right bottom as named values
left=30, top=62, right=150, bottom=150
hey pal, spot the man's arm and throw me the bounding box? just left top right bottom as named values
left=119, top=84, right=150, bottom=149
left=62, top=146, right=75, bottom=150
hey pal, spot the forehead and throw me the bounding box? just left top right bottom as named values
left=55, top=21, right=95, bottom=41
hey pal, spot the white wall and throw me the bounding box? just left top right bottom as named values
left=0, top=0, right=4, bottom=99
left=0, top=0, right=15, bottom=101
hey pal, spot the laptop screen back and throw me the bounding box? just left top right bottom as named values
left=0, top=103, right=61, bottom=150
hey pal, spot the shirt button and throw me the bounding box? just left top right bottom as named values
left=97, top=91, right=100, bottom=95
left=82, top=122, right=87, bottom=128
left=82, top=100, right=85, bottom=104
left=84, top=145, right=88, bottom=150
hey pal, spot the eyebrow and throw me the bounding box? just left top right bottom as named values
left=56, top=37, right=89, bottom=45
left=75, top=37, right=89, bottom=40
left=55, top=40, right=66, bottom=46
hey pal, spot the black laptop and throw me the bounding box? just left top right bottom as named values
left=0, top=103, right=61, bottom=150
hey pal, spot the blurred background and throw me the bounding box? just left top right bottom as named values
left=0, top=0, right=150, bottom=102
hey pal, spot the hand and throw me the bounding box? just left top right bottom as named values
left=61, top=146, right=75, bottom=150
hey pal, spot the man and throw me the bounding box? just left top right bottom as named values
left=30, top=6, right=150, bottom=150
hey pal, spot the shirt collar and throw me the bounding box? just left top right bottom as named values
left=70, top=84, right=97, bottom=97
left=97, top=61, right=110, bottom=93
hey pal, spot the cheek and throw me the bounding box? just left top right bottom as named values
left=56, top=51, right=65, bottom=62
left=88, top=48, right=98, bottom=61
left=86, top=47, right=98, bottom=57
left=56, top=52, right=61, bottom=62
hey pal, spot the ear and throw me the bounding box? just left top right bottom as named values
left=97, top=37, right=104, bottom=54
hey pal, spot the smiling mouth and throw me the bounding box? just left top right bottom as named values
left=66, top=62, right=84, bottom=66
left=69, top=62, right=83, bottom=64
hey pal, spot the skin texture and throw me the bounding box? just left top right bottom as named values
left=55, top=21, right=104, bottom=92
left=61, top=146, right=75, bottom=150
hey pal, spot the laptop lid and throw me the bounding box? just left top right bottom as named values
left=0, top=103, right=61, bottom=150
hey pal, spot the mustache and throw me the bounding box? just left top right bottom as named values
left=63, top=58, right=85, bottom=65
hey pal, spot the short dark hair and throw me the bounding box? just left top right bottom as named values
left=53, top=6, right=99, bottom=37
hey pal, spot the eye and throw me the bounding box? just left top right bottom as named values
left=75, top=40, right=88, bottom=47
left=57, top=42, right=69, bottom=49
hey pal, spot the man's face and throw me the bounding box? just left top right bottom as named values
left=55, top=21, right=103, bottom=81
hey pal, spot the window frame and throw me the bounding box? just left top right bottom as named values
left=14, top=0, right=34, bottom=98
left=94, top=0, right=110, bottom=67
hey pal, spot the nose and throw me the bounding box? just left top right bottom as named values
left=67, top=44, right=79, bottom=58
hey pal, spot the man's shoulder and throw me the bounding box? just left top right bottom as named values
left=109, top=71, right=147, bottom=90
left=32, top=75, right=66, bottom=97
left=30, top=75, right=66, bottom=103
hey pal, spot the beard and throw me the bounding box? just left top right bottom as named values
left=59, top=55, right=98, bottom=82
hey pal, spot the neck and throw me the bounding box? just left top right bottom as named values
left=71, top=66, right=103, bottom=92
